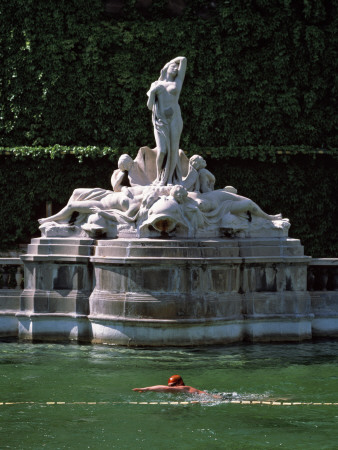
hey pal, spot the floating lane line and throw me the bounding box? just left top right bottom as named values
left=0, top=400, right=338, bottom=406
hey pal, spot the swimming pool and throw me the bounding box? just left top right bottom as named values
left=1, top=340, right=337, bottom=449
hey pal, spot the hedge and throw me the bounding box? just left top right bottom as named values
left=0, top=148, right=337, bottom=258
left=1, top=1, right=337, bottom=256
left=1, top=0, right=337, bottom=149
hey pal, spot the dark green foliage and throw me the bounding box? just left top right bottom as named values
left=1, top=0, right=337, bottom=148
left=0, top=144, right=335, bottom=161
left=0, top=1, right=337, bottom=256
left=208, top=154, right=338, bottom=258
left=0, top=150, right=337, bottom=257
left=0, top=152, right=117, bottom=248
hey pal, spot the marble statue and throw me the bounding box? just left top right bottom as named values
left=38, top=57, right=290, bottom=239
left=147, top=56, right=187, bottom=186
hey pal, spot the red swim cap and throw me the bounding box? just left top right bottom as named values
left=168, top=375, right=185, bottom=386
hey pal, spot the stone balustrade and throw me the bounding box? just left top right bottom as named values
left=0, top=257, right=24, bottom=338
left=307, top=259, right=338, bottom=338
left=0, top=258, right=24, bottom=290
left=2, top=256, right=335, bottom=293
left=307, top=259, right=338, bottom=291
left=0, top=253, right=337, bottom=342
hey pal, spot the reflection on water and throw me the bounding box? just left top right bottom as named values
left=0, top=340, right=338, bottom=449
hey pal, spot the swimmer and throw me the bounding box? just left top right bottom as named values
left=133, top=374, right=208, bottom=395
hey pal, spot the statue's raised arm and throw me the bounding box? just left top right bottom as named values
left=159, top=56, right=187, bottom=85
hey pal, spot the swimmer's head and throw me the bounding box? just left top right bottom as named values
left=168, top=375, right=185, bottom=386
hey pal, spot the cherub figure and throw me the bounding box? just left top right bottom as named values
left=182, top=155, right=215, bottom=193
left=189, top=155, right=215, bottom=193
left=111, top=154, right=134, bottom=192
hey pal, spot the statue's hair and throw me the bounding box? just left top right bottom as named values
left=159, top=60, right=179, bottom=81
left=190, top=155, right=206, bottom=169
left=170, top=185, right=188, bottom=199
left=118, top=154, right=133, bottom=171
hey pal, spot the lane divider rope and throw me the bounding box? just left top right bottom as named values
left=0, top=400, right=337, bottom=406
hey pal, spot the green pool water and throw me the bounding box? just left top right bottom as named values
left=1, top=340, right=338, bottom=449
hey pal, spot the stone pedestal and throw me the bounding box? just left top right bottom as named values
left=0, top=289, right=21, bottom=337
left=17, top=236, right=313, bottom=345
left=18, top=238, right=94, bottom=342
left=308, top=259, right=338, bottom=338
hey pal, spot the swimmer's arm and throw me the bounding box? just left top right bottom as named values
left=132, top=385, right=220, bottom=396
left=133, top=385, right=170, bottom=393
left=132, top=386, right=202, bottom=393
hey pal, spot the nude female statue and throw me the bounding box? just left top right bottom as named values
left=38, top=153, right=148, bottom=227
left=169, top=185, right=282, bottom=232
left=147, top=56, right=187, bottom=186
left=188, top=188, right=282, bottom=220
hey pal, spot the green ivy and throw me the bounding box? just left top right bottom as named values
left=207, top=154, right=338, bottom=258
left=1, top=0, right=337, bottom=149
left=0, top=152, right=118, bottom=248
left=0, top=146, right=122, bottom=162
left=0, top=1, right=337, bottom=257
left=0, top=145, right=336, bottom=163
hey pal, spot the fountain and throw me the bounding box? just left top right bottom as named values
left=17, top=57, right=313, bottom=345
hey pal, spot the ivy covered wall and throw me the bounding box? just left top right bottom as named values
left=1, top=0, right=337, bottom=150
left=0, top=1, right=337, bottom=256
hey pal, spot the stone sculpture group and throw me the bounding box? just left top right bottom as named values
left=39, top=57, right=290, bottom=239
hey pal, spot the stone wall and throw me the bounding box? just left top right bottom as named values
left=0, top=244, right=337, bottom=345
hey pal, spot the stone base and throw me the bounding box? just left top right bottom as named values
left=0, top=289, right=21, bottom=337
left=310, top=291, right=338, bottom=338
left=0, top=314, right=18, bottom=337
left=17, top=313, right=91, bottom=342
left=88, top=317, right=313, bottom=346
left=11, top=236, right=328, bottom=345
